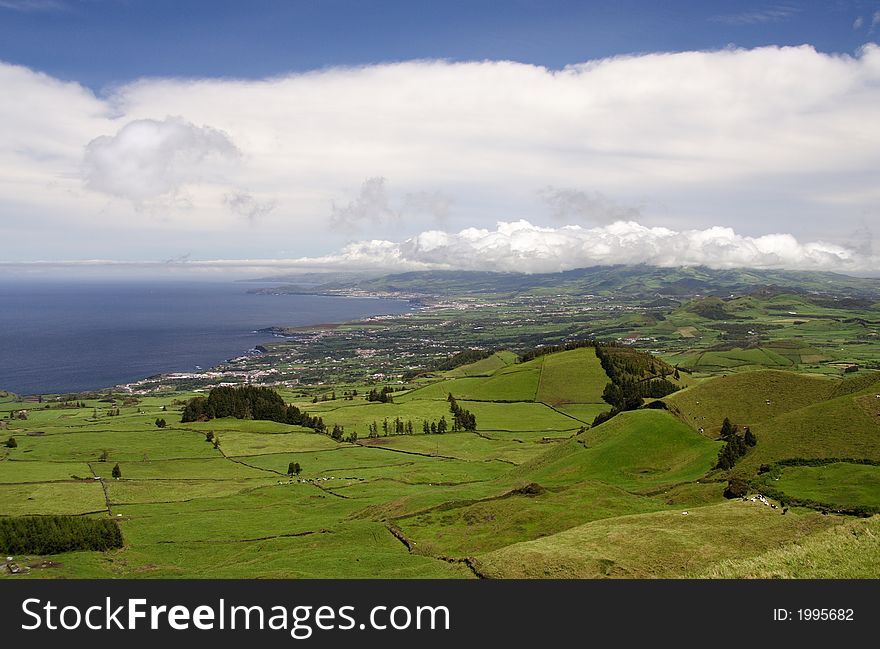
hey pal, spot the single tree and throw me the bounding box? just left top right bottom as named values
left=744, top=427, right=757, bottom=447
left=4, top=436, right=16, bottom=448
left=111, top=463, right=122, bottom=479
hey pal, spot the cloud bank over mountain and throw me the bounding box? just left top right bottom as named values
left=289, top=219, right=871, bottom=273
left=3, top=219, right=872, bottom=278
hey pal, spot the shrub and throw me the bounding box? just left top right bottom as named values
left=723, top=477, right=749, bottom=499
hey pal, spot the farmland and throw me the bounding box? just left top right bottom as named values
left=2, top=265, right=880, bottom=578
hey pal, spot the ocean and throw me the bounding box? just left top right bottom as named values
left=0, top=280, right=411, bottom=395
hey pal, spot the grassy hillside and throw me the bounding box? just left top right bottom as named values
left=768, top=463, right=880, bottom=510
left=2, top=339, right=878, bottom=579
left=698, top=516, right=880, bottom=579
left=666, top=370, right=837, bottom=434
left=474, top=501, right=842, bottom=578
left=741, top=393, right=880, bottom=471
left=445, top=351, right=518, bottom=377
left=535, top=347, right=608, bottom=406
left=514, top=410, right=721, bottom=492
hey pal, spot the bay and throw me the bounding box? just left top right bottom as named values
left=0, top=280, right=410, bottom=395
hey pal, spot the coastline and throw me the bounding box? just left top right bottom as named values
left=0, top=287, right=415, bottom=397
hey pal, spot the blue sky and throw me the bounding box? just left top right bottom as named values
left=1, top=0, right=877, bottom=90
left=0, top=0, right=879, bottom=276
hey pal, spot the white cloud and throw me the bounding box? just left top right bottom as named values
left=277, top=220, right=875, bottom=274
left=2, top=219, right=870, bottom=277
left=83, top=117, right=240, bottom=204
left=1, top=45, right=880, bottom=264
left=853, top=16, right=864, bottom=30
left=873, top=10, right=880, bottom=30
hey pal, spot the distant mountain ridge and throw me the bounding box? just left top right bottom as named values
left=255, top=265, right=880, bottom=300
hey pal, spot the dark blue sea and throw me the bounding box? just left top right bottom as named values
left=0, top=281, right=410, bottom=395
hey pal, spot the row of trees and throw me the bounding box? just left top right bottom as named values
left=367, top=418, right=414, bottom=437
left=181, top=386, right=326, bottom=434
left=447, top=395, right=477, bottom=432
left=311, top=390, right=360, bottom=403
left=0, top=515, right=123, bottom=555
left=365, top=387, right=395, bottom=403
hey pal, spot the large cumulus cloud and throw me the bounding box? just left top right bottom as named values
left=1, top=44, right=879, bottom=266
left=291, top=220, right=870, bottom=273
left=83, top=117, right=240, bottom=203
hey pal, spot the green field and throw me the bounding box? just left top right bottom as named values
left=665, top=370, right=839, bottom=434
left=474, top=501, right=841, bottom=578
left=2, top=340, right=879, bottom=579
left=503, top=410, right=721, bottom=493
left=535, top=347, right=609, bottom=406
left=769, top=463, right=880, bottom=510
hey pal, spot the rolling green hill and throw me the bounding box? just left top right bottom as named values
left=697, top=515, right=880, bottom=578
left=535, top=347, right=608, bottom=406
left=665, top=370, right=838, bottom=434
left=512, top=409, right=721, bottom=492
left=2, top=339, right=879, bottom=579
left=473, top=501, right=840, bottom=578
left=267, top=265, right=880, bottom=300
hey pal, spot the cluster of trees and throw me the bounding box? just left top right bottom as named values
left=287, top=462, right=302, bottom=476
left=367, top=418, right=414, bottom=437
left=329, top=424, right=357, bottom=443
left=181, top=386, right=326, bottom=433
left=312, top=390, right=359, bottom=403
left=592, top=344, right=681, bottom=428
left=595, top=344, right=680, bottom=385
left=423, top=417, right=449, bottom=434
left=0, top=515, right=123, bottom=555
left=155, top=418, right=167, bottom=428
left=715, top=418, right=757, bottom=470
left=55, top=400, right=88, bottom=409
left=365, top=387, right=395, bottom=403
left=447, top=395, right=477, bottom=432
